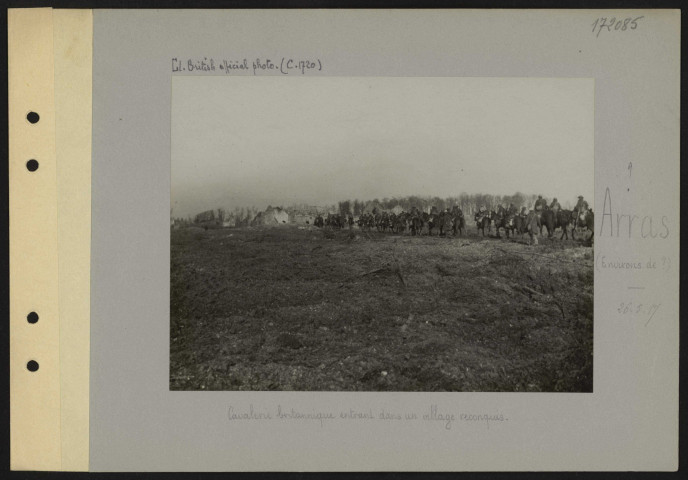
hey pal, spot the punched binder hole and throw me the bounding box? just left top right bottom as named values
left=27, top=312, right=39, bottom=324
left=27, top=360, right=39, bottom=372
left=26, top=159, right=39, bottom=172
left=26, top=111, right=40, bottom=124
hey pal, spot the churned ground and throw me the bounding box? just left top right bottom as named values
left=170, top=225, right=593, bottom=392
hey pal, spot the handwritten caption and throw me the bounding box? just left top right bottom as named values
left=592, top=16, right=643, bottom=37
left=227, top=404, right=508, bottom=430
left=599, top=188, right=669, bottom=240
left=595, top=253, right=671, bottom=272
left=172, top=57, right=323, bottom=75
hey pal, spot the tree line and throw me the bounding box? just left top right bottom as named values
left=172, top=192, right=573, bottom=226
left=172, top=203, right=339, bottom=227
left=172, top=206, right=266, bottom=227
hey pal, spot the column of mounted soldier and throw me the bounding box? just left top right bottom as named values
left=314, top=195, right=593, bottom=245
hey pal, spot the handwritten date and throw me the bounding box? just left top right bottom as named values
left=617, top=302, right=661, bottom=326
left=592, top=16, right=643, bottom=37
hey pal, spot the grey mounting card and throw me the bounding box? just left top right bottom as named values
left=89, top=9, right=679, bottom=471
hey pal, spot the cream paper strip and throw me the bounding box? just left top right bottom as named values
left=54, top=9, right=92, bottom=471
left=9, top=7, right=61, bottom=471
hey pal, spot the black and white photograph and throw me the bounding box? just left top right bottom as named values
left=170, top=77, right=594, bottom=392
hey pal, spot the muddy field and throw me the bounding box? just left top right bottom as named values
left=170, top=225, right=593, bottom=392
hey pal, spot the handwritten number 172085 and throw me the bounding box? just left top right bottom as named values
left=592, top=16, right=643, bottom=37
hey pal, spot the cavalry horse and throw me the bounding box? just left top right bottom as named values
left=409, top=214, right=423, bottom=235
left=491, top=209, right=514, bottom=239
left=512, top=214, right=527, bottom=237
left=540, top=207, right=575, bottom=240
left=539, top=208, right=555, bottom=238
left=502, top=212, right=520, bottom=238
left=556, top=209, right=572, bottom=239
left=423, top=212, right=439, bottom=236
left=572, top=209, right=594, bottom=244
left=437, top=211, right=454, bottom=236
left=450, top=210, right=465, bottom=236
left=475, top=211, right=492, bottom=237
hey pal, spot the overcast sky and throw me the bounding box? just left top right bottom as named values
left=172, top=76, right=593, bottom=218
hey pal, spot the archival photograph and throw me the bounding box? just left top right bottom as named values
left=170, top=76, right=594, bottom=392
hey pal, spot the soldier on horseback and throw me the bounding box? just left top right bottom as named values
left=573, top=195, right=588, bottom=227
left=511, top=206, right=528, bottom=237
left=496, top=203, right=506, bottom=217
left=550, top=197, right=561, bottom=212
left=475, top=204, right=488, bottom=222
left=574, top=195, right=589, bottom=215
